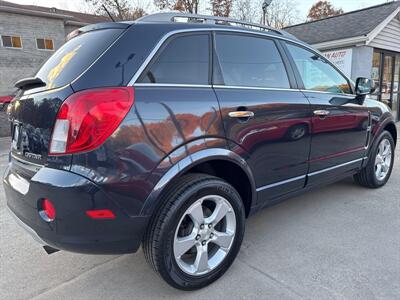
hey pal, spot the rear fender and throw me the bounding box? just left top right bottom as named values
left=140, top=143, right=256, bottom=217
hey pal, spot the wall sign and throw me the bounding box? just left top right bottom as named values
left=323, top=48, right=353, bottom=77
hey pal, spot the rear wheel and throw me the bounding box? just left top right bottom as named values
left=143, top=173, right=245, bottom=290
left=354, top=130, right=395, bottom=188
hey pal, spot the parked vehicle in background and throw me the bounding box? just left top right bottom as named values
left=0, top=92, right=15, bottom=111
left=3, top=13, right=397, bottom=290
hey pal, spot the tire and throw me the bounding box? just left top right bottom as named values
left=354, top=130, right=395, bottom=188
left=143, top=173, right=245, bottom=290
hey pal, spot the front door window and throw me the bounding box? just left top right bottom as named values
left=286, top=43, right=351, bottom=94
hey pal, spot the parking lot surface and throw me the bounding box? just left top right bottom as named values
left=1, top=129, right=399, bottom=300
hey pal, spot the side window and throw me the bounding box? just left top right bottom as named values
left=214, top=34, right=290, bottom=88
left=139, top=34, right=210, bottom=85
left=286, top=43, right=351, bottom=94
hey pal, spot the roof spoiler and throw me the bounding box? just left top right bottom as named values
left=14, top=77, right=46, bottom=90
left=67, top=22, right=131, bottom=41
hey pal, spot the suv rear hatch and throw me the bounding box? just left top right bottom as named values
left=8, top=24, right=129, bottom=168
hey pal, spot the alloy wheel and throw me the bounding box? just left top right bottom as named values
left=375, top=138, right=392, bottom=181
left=173, top=195, right=236, bottom=276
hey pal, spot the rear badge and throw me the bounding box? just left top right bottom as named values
left=24, top=152, right=42, bottom=160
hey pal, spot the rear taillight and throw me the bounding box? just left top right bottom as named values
left=49, top=87, right=134, bottom=155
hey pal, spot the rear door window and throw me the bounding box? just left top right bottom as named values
left=214, top=33, right=290, bottom=89
left=35, top=29, right=123, bottom=91
left=138, top=34, right=210, bottom=85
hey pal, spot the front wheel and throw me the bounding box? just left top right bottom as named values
left=143, top=173, right=245, bottom=290
left=354, top=130, right=395, bottom=188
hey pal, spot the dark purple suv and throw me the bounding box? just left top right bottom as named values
left=4, top=13, right=397, bottom=290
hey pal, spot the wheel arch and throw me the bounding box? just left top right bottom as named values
left=384, top=122, right=397, bottom=146
left=140, top=148, right=257, bottom=218
left=364, top=120, right=397, bottom=168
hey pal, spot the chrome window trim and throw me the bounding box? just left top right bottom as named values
left=134, top=83, right=301, bottom=92
left=127, top=27, right=326, bottom=86
left=134, top=83, right=212, bottom=88
left=308, top=157, right=366, bottom=177
left=214, top=85, right=300, bottom=92
left=299, top=89, right=355, bottom=97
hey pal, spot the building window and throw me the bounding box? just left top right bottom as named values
left=36, top=38, right=54, bottom=50
left=372, top=50, right=400, bottom=121
left=1, top=35, right=22, bottom=48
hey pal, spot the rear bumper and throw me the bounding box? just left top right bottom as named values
left=8, top=206, right=48, bottom=245
left=4, top=164, right=149, bottom=254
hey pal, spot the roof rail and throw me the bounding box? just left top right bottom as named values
left=136, top=12, right=284, bottom=36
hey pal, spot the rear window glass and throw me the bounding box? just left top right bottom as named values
left=35, top=29, right=122, bottom=90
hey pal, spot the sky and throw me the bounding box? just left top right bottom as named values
left=6, top=0, right=394, bottom=22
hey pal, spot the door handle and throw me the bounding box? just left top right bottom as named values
left=313, top=110, right=330, bottom=117
left=228, top=111, right=255, bottom=118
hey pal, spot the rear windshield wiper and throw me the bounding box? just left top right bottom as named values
left=15, top=77, right=46, bottom=91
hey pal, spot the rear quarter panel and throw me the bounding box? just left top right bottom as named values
left=70, top=86, right=226, bottom=217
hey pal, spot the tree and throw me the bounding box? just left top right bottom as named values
left=232, top=0, right=300, bottom=28
left=233, top=0, right=252, bottom=21
left=264, top=0, right=301, bottom=28
left=85, top=0, right=147, bottom=20
left=131, top=7, right=146, bottom=20
left=153, top=0, right=200, bottom=14
left=210, top=0, right=233, bottom=17
left=232, top=0, right=259, bottom=22
left=307, top=1, right=344, bottom=21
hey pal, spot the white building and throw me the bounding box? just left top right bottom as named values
left=286, top=1, right=400, bottom=121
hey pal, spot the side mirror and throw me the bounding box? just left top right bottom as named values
left=355, top=77, right=373, bottom=96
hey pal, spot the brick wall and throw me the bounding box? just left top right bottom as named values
left=0, top=11, right=66, bottom=96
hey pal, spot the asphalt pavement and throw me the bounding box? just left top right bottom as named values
left=0, top=129, right=399, bottom=299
